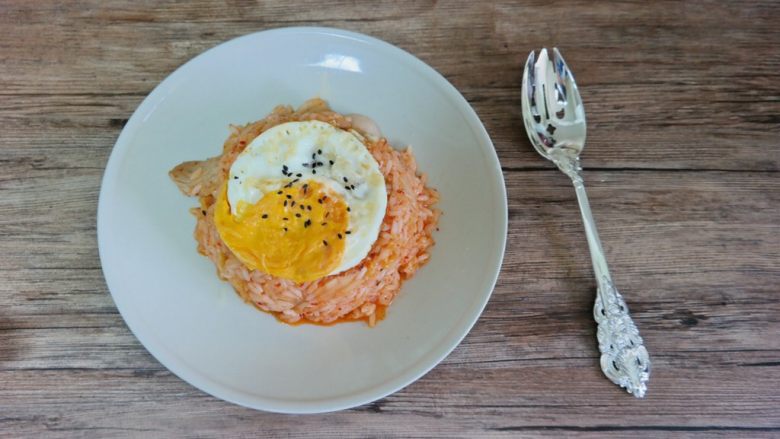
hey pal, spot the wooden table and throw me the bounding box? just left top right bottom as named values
left=2, top=1, right=779, bottom=437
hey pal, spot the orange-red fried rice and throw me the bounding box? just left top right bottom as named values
left=169, top=99, right=439, bottom=326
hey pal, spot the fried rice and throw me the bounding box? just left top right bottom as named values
left=169, top=99, right=440, bottom=326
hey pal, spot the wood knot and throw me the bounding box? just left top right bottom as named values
left=667, top=309, right=709, bottom=327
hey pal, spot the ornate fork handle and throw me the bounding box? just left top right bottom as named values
left=557, top=153, right=651, bottom=398
left=594, top=276, right=650, bottom=397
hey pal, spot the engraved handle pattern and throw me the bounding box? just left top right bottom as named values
left=594, top=277, right=650, bottom=397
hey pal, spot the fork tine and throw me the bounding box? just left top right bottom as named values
left=536, top=48, right=553, bottom=121
left=521, top=50, right=543, bottom=150
left=551, top=47, right=568, bottom=106
left=522, top=51, right=536, bottom=115
left=553, top=47, right=585, bottom=120
left=540, top=47, right=569, bottom=123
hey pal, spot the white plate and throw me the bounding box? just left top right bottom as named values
left=98, top=27, right=507, bottom=413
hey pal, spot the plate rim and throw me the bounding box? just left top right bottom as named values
left=97, top=26, right=508, bottom=413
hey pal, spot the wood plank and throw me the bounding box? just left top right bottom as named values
left=0, top=368, right=778, bottom=438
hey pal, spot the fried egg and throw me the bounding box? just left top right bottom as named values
left=214, top=120, right=387, bottom=283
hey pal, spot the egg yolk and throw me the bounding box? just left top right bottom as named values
left=214, top=180, right=349, bottom=283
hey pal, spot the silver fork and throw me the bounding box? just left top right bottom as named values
left=521, top=48, right=650, bottom=397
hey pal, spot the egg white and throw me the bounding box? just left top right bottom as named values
left=227, top=120, right=387, bottom=276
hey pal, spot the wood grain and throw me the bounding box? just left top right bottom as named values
left=1, top=0, right=779, bottom=437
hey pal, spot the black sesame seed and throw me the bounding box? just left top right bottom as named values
left=343, top=176, right=348, bottom=182
left=307, top=205, right=312, bottom=211
left=321, top=222, right=327, bottom=226
left=291, top=201, right=296, bottom=207
left=345, top=230, right=351, bottom=234
left=277, top=191, right=283, bottom=195
left=283, top=165, right=288, bottom=170
left=350, top=185, right=355, bottom=190
left=317, top=149, right=322, bottom=155
left=325, top=212, right=330, bottom=218
left=201, top=210, right=206, bottom=216
left=283, top=217, right=288, bottom=221
left=283, top=227, right=288, bottom=232
left=337, top=233, right=342, bottom=239
left=329, top=160, right=334, bottom=165
left=286, top=194, right=292, bottom=199
left=303, top=163, right=310, bottom=167
left=345, top=186, right=351, bottom=191
left=317, top=199, right=323, bottom=204
left=233, top=176, right=238, bottom=180
left=295, top=213, right=301, bottom=218
left=312, top=153, right=316, bottom=160
left=297, top=173, right=302, bottom=178
left=316, top=161, right=323, bottom=167
left=347, top=207, right=351, bottom=212
left=261, top=214, right=268, bottom=219
left=312, top=169, right=316, bottom=174
left=283, top=200, right=287, bottom=207
left=292, top=178, right=300, bottom=184
left=323, top=240, right=328, bottom=246
left=299, top=204, right=304, bottom=210
left=304, top=219, right=311, bottom=228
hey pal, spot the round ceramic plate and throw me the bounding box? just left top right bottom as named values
left=98, top=27, right=507, bottom=413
